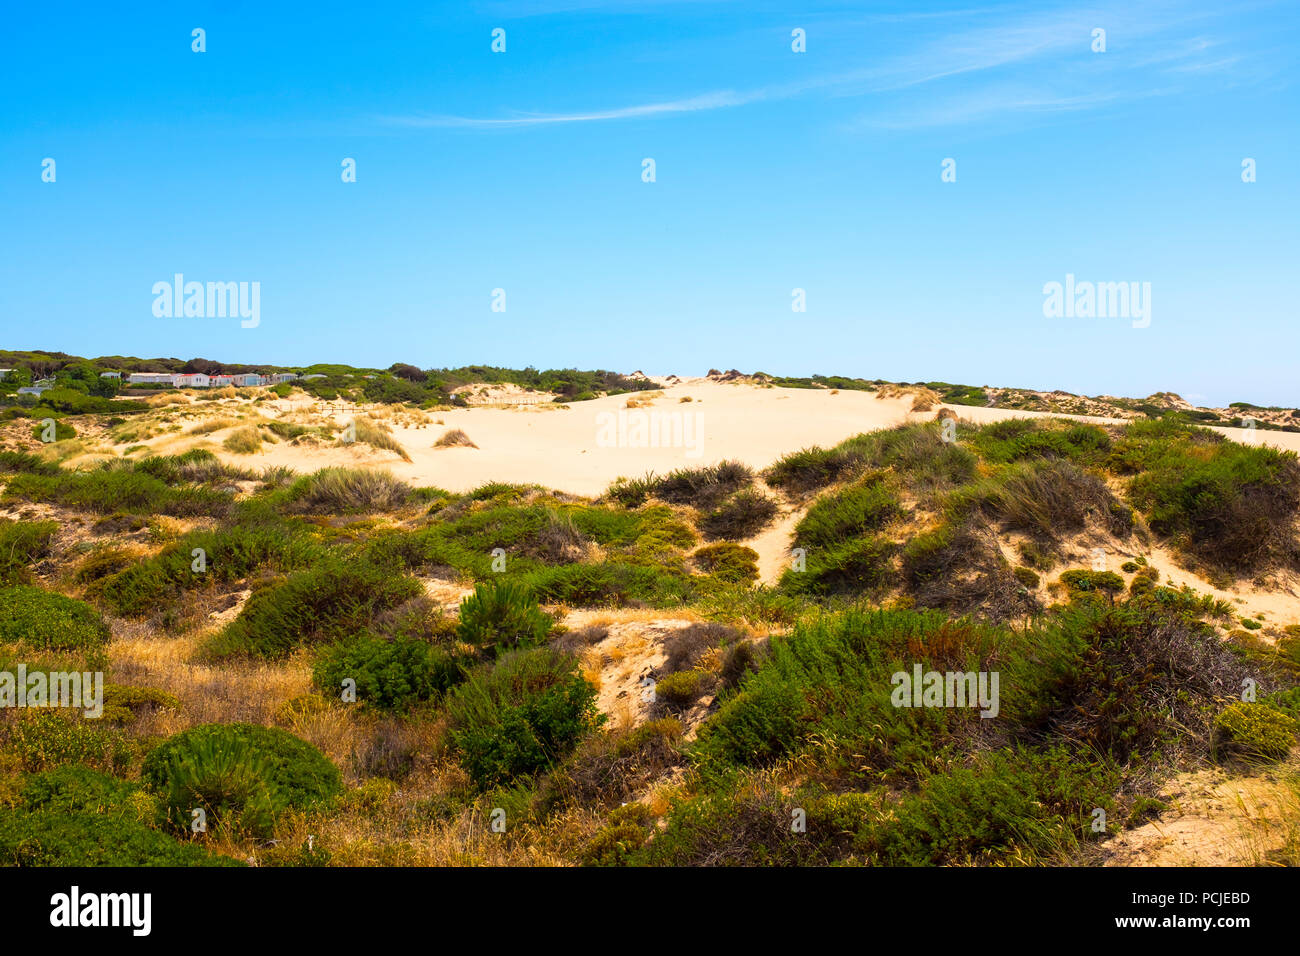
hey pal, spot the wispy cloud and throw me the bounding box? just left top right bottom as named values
left=383, top=1, right=1286, bottom=131
left=381, top=89, right=762, bottom=128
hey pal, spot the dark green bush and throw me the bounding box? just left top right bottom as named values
left=0, top=518, right=57, bottom=585
left=793, top=478, right=902, bottom=551
left=692, top=542, right=759, bottom=586
left=525, top=560, right=694, bottom=608
left=0, top=766, right=240, bottom=866
left=0, top=585, right=110, bottom=651
left=202, top=559, right=422, bottom=659
left=697, top=489, right=779, bottom=541
left=446, top=648, right=603, bottom=788
left=1115, top=419, right=1300, bottom=570
left=313, top=632, right=471, bottom=709
left=141, top=723, right=342, bottom=836
left=456, top=579, right=553, bottom=655
left=780, top=536, right=898, bottom=598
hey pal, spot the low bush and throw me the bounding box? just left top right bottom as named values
left=446, top=648, right=604, bottom=788
left=0, top=766, right=240, bottom=866
left=141, top=723, right=342, bottom=836
left=1213, top=702, right=1299, bottom=761
left=698, top=488, right=778, bottom=541
left=0, top=585, right=110, bottom=651
left=456, top=579, right=553, bottom=655
left=313, top=633, right=471, bottom=710
left=793, top=478, right=902, bottom=551
left=0, top=519, right=57, bottom=585
left=692, top=542, right=759, bottom=586
left=281, top=467, right=412, bottom=514
left=2, top=711, right=133, bottom=774
left=202, top=559, right=422, bottom=659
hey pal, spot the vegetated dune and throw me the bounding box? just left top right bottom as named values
left=4, top=376, right=1300, bottom=869
left=78, top=377, right=1300, bottom=498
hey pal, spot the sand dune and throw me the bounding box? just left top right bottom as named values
left=198, top=379, right=1296, bottom=497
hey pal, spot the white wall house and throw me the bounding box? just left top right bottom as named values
left=174, top=373, right=211, bottom=388
left=127, top=372, right=175, bottom=385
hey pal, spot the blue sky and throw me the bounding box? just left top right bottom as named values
left=2, top=0, right=1297, bottom=405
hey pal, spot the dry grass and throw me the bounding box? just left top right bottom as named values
left=187, top=417, right=240, bottom=435
left=223, top=425, right=264, bottom=454
left=434, top=428, right=478, bottom=449
left=143, top=392, right=191, bottom=407
left=352, top=418, right=411, bottom=462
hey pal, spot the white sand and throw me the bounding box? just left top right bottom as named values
left=192, top=378, right=1299, bottom=497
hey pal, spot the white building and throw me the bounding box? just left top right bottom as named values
left=127, top=372, right=175, bottom=385
left=99, top=371, right=121, bottom=379
left=232, top=373, right=265, bottom=387
left=174, top=373, right=211, bottom=388
left=17, top=386, right=49, bottom=397
left=269, top=372, right=298, bottom=385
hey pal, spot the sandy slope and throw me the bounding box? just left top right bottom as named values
left=248, top=380, right=1298, bottom=496
left=219, top=379, right=920, bottom=496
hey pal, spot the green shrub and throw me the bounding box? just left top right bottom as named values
left=0, top=766, right=240, bottom=866
left=608, top=461, right=753, bottom=510
left=0, top=585, right=110, bottom=651
left=765, top=445, right=862, bottom=495
left=0, top=451, right=59, bottom=475
left=1013, top=566, right=1040, bottom=589
left=281, top=467, right=412, bottom=513
left=92, top=517, right=322, bottom=617
left=1213, top=702, right=1299, bottom=761
left=456, top=580, right=553, bottom=655
left=698, top=489, right=778, bottom=541
left=966, top=418, right=1111, bottom=466
left=446, top=648, right=604, bottom=788
left=31, top=420, right=77, bottom=442
left=860, top=748, right=1121, bottom=865
left=656, top=668, right=711, bottom=706
left=1115, top=419, right=1300, bottom=570
left=0, top=519, right=57, bottom=585
left=203, top=559, right=422, bottom=659
left=692, top=542, right=759, bottom=586
left=2, top=711, right=133, bottom=774
left=780, top=536, right=897, bottom=597
left=141, top=723, right=342, bottom=836
left=1059, top=570, right=1126, bottom=596
left=948, top=459, right=1126, bottom=538
left=793, top=478, right=902, bottom=551
left=525, top=560, right=694, bottom=607
left=1, top=465, right=232, bottom=518
left=653, top=461, right=753, bottom=510
left=313, top=633, right=471, bottom=709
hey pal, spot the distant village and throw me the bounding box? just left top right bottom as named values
left=0, top=369, right=323, bottom=398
